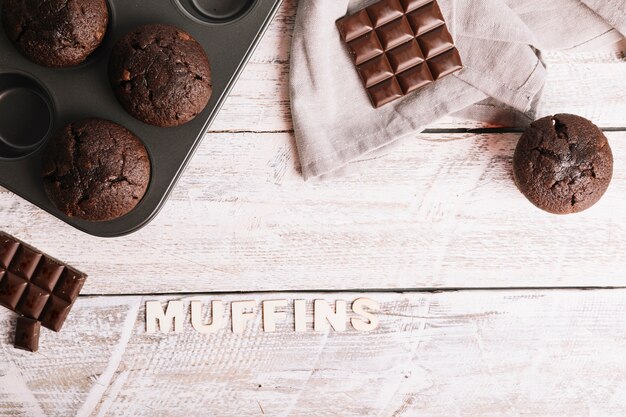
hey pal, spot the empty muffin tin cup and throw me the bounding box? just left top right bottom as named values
left=0, top=73, right=54, bottom=159
left=177, top=0, right=256, bottom=23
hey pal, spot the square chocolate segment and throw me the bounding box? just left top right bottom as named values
left=357, top=54, right=394, bottom=88
left=31, top=257, right=65, bottom=292
left=401, top=0, right=432, bottom=12
left=348, top=32, right=384, bottom=66
left=397, top=62, right=434, bottom=93
left=17, top=284, right=51, bottom=319
left=407, top=1, right=445, bottom=35
left=387, top=39, right=424, bottom=73
left=417, top=24, right=454, bottom=59
left=40, top=295, right=72, bottom=332
left=54, top=269, right=87, bottom=304
left=337, top=9, right=373, bottom=42
left=367, top=0, right=404, bottom=27
left=369, top=77, right=404, bottom=108
left=376, top=17, right=414, bottom=50
left=337, top=0, right=463, bottom=107
left=9, top=245, right=43, bottom=279
left=427, top=48, right=463, bottom=79
left=0, top=237, right=19, bottom=269
left=0, top=272, right=29, bottom=310
left=14, top=317, right=41, bottom=353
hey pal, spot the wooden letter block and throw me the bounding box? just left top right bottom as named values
left=263, top=299, right=288, bottom=332
left=294, top=299, right=307, bottom=332
left=231, top=300, right=256, bottom=334
left=191, top=300, right=225, bottom=334
left=351, top=298, right=380, bottom=331
left=146, top=301, right=184, bottom=333
left=314, top=300, right=347, bottom=332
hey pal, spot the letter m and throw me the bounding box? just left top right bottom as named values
left=146, top=301, right=185, bottom=333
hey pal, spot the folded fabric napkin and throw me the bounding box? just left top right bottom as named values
left=289, top=0, right=626, bottom=180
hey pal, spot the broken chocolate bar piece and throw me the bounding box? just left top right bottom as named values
left=14, top=316, right=40, bottom=352
left=0, top=232, right=87, bottom=333
left=337, top=0, right=463, bottom=107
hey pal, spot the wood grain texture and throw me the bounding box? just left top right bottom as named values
left=2, top=132, right=625, bottom=294
left=0, top=2, right=625, bottom=416
left=3, top=290, right=626, bottom=416
left=0, top=298, right=138, bottom=417
left=0, top=0, right=623, bottom=295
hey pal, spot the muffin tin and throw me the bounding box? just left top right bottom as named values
left=0, top=0, right=282, bottom=237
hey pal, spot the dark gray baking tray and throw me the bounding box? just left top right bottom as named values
left=0, top=0, right=282, bottom=237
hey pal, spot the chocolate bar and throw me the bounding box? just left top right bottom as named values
left=336, top=0, right=463, bottom=107
left=14, top=317, right=40, bottom=352
left=0, top=232, right=86, bottom=339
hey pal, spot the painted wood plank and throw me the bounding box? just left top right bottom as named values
left=0, top=0, right=623, bottom=294
left=3, top=290, right=626, bottom=416
left=1, top=131, right=625, bottom=294
left=210, top=0, right=626, bottom=132
left=0, top=297, right=140, bottom=417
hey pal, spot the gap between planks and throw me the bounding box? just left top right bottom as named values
left=79, top=286, right=625, bottom=298
left=207, top=127, right=626, bottom=135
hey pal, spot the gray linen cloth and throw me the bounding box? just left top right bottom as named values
left=289, top=0, right=626, bottom=180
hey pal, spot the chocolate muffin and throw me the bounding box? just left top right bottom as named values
left=513, top=114, right=613, bottom=214
left=2, top=0, right=109, bottom=68
left=42, top=119, right=151, bottom=222
left=109, top=24, right=212, bottom=127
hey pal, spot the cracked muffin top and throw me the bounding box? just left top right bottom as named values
left=513, top=114, right=613, bottom=215
left=42, top=119, right=151, bottom=222
left=108, top=23, right=212, bottom=128
left=2, top=0, right=109, bottom=67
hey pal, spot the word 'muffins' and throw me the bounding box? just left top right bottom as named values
left=146, top=298, right=380, bottom=334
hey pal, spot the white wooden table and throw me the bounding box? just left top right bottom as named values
left=1, top=1, right=626, bottom=416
